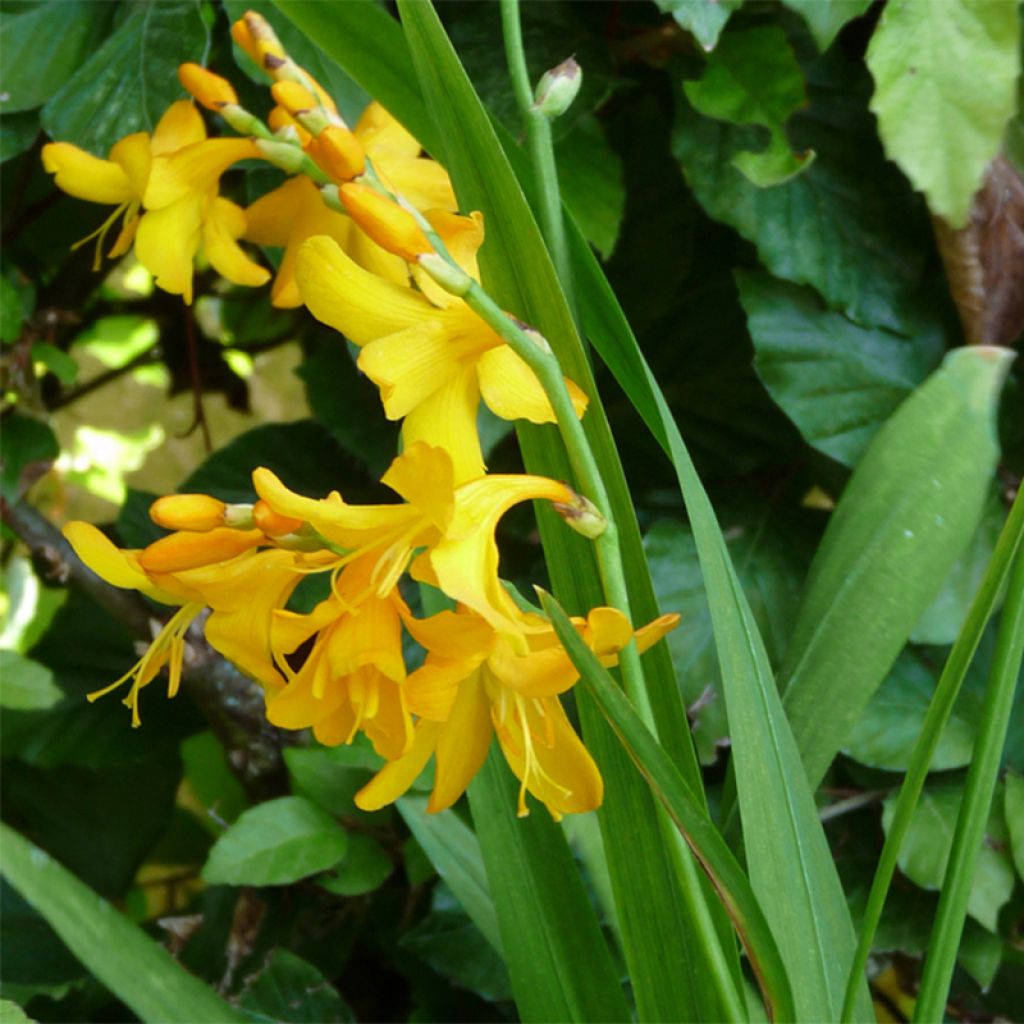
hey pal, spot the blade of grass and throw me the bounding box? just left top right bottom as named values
left=913, top=542, right=1024, bottom=1021
left=841, top=487, right=1024, bottom=1021
left=539, top=590, right=796, bottom=1024
left=0, top=823, right=245, bottom=1023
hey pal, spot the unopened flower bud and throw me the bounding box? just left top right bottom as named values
left=234, top=12, right=285, bottom=70
left=252, top=500, right=304, bottom=537
left=150, top=494, right=226, bottom=532
left=533, top=58, right=582, bottom=120
left=139, top=528, right=264, bottom=573
left=553, top=491, right=606, bottom=539
left=340, top=182, right=433, bottom=261
left=218, top=103, right=266, bottom=137
left=271, top=80, right=318, bottom=117
left=418, top=252, right=473, bottom=296
left=311, top=125, right=365, bottom=181
left=268, top=106, right=310, bottom=146
left=178, top=63, right=238, bottom=111
left=255, top=137, right=308, bottom=174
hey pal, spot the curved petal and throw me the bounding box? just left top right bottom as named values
left=400, top=368, right=485, bottom=486
left=63, top=521, right=150, bottom=591
left=363, top=676, right=413, bottom=760
left=429, top=671, right=492, bottom=812
left=411, top=211, right=484, bottom=308
left=325, top=595, right=405, bottom=683
left=144, top=138, right=258, bottom=209
left=406, top=656, right=477, bottom=721
left=356, top=719, right=441, bottom=811
left=42, top=143, right=133, bottom=205
left=478, top=346, right=587, bottom=425
left=402, top=608, right=495, bottom=661
left=584, top=607, right=634, bottom=656
left=203, top=197, right=271, bottom=288
left=379, top=443, right=454, bottom=530
left=134, top=196, right=203, bottom=302
left=297, top=234, right=435, bottom=345
left=357, top=320, right=461, bottom=421
left=377, top=155, right=457, bottom=214
left=243, top=175, right=316, bottom=246
left=488, top=642, right=578, bottom=699
left=108, top=134, right=153, bottom=199
left=344, top=223, right=410, bottom=287
left=356, top=101, right=421, bottom=159
left=151, top=99, right=206, bottom=155
left=634, top=612, right=682, bottom=654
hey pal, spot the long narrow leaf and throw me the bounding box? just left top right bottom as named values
left=539, top=591, right=796, bottom=1024
left=842, top=487, right=1024, bottom=1020
left=0, top=823, right=245, bottom=1024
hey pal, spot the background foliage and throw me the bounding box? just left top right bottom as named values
left=2, top=1, right=1022, bottom=1021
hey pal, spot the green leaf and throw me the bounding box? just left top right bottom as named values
left=882, top=781, right=1015, bottom=932
left=40, top=1, right=209, bottom=157
left=396, top=796, right=501, bottom=954
left=780, top=0, right=872, bottom=52
left=683, top=26, right=814, bottom=187
left=1, top=274, right=27, bottom=343
left=30, top=342, right=77, bottom=386
left=654, top=0, right=743, bottom=51
left=866, top=0, right=1021, bottom=228
left=0, top=999, right=32, bottom=1023
left=674, top=48, right=930, bottom=330
left=0, top=651, right=61, bottom=711
left=539, top=591, right=795, bottom=1024
left=780, top=346, right=1011, bottom=787
left=237, top=949, right=354, bottom=1024
left=737, top=271, right=943, bottom=467
left=181, top=731, right=248, bottom=832
left=1005, top=773, right=1024, bottom=879
left=400, top=885, right=513, bottom=1004
left=644, top=507, right=811, bottom=764
left=202, top=796, right=348, bottom=887
left=0, top=823, right=245, bottom=1023
left=0, top=110, right=38, bottom=163
left=317, top=833, right=393, bottom=897
left=0, top=1, right=115, bottom=113
left=0, top=415, right=58, bottom=502
left=912, top=491, right=1007, bottom=644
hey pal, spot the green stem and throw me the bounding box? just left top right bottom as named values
left=913, top=539, right=1024, bottom=1022
left=840, top=489, right=1024, bottom=1023
left=499, top=0, right=574, bottom=309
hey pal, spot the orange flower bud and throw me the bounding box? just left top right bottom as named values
left=237, top=11, right=285, bottom=71
left=150, top=494, right=227, bottom=532
left=311, top=126, right=365, bottom=182
left=253, top=500, right=303, bottom=537
left=340, top=183, right=432, bottom=261
left=230, top=17, right=260, bottom=65
left=270, top=80, right=318, bottom=117
left=139, top=528, right=264, bottom=573
left=178, top=63, right=238, bottom=111
left=268, top=106, right=311, bottom=146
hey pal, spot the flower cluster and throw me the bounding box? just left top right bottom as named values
left=51, top=11, right=679, bottom=819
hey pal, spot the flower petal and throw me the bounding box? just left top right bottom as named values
left=144, top=138, right=258, bottom=210
left=42, top=143, right=133, bottom=205
left=634, top=612, right=681, bottom=654
left=134, top=195, right=203, bottom=302
left=151, top=100, right=206, bottom=155
left=297, top=235, right=436, bottom=345
left=355, top=101, right=421, bottom=160
left=203, top=197, right=271, bottom=288
left=356, top=719, right=442, bottom=811
left=379, top=443, right=454, bottom=531
left=402, top=608, right=495, bottom=661
left=478, top=346, right=589, bottom=425
left=406, top=657, right=476, bottom=721
left=108, top=133, right=153, bottom=199
left=429, top=671, right=492, bottom=812
left=63, top=522, right=150, bottom=591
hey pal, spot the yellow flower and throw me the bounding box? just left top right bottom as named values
left=264, top=561, right=413, bottom=759
left=297, top=218, right=589, bottom=484
left=244, top=101, right=454, bottom=308
left=355, top=605, right=680, bottom=819
left=43, top=100, right=269, bottom=303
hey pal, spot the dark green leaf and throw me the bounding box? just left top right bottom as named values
left=0, top=415, right=58, bottom=501
left=683, top=26, right=813, bottom=186
left=780, top=0, right=872, bottom=52
left=882, top=781, right=1015, bottom=932
left=1, top=824, right=245, bottom=1022
left=0, top=650, right=61, bottom=711
left=318, top=833, right=393, bottom=897
left=1005, top=772, right=1024, bottom=879
left=238, top=949, right=354, bottom=1024
left=1, top=273, right=28, bottom=342
left=40, top=2, right=209, bottom=157
left=0, top=1, right=115, bottom=113
left=673, top=48, right=930, bottom=330
left=400, top=885, right=513, bottom=1003
left=738, top=271, right=943, bottom=467
left=30, top=342, right=77, bottom=385
left=181, top=731, right=248, bottom=832
left=0, top=109, right=38, bottom=163
left=202, top=796, right=348, bottom=887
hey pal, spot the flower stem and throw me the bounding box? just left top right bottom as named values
left=499, top=0, right=574, bottom=310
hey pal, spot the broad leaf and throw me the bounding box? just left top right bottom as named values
left=780, top=0, right=872, bottom=52
left=238, top=949, right=354, bottom=1024
left=202, top=796, right=348, bottom=887
left=655, top=0, right=744, bottom=51
left=867, top=0, right=1021, bottom=227
left=0, top=651, right=61, bottom=712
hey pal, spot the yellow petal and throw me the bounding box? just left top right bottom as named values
left=151, top=99, right=206, bottom=155
left=203, top=197, right=271, bottom=288
left=356, top=719, right=442, bottom=811
left=63, top=521, right=151, bottom=590
left=297, top=235, right=435, bottom=345
left=344, top=223, right=411, bottom=288
left=488, top=641, right=578, bottom=699
left=380, top=443, right=454, bottom=531
left=405, top=657, right=477, bottom=721
left=376, top=154, right=458, bottom=214
left=634, top=612, right=682, bottom=654
left=108, top=133, right=153, bottom=199
left=42, top=143, right=133, bottom=205
left=411, top=210, right=483, bottom=306
left=267, top=657, right=347, bottom=729
left=144, top=138, right=258, bottom=210
left=401, top=368, right=486, bottom=486
left=478, top=346, right=587, bottom=424
left=355, top=101, right=421, bottom=160
left=429, top=671, right=492, bottom=812
left=357, top=320, right=462, bottom=421
left=585, top=607, right=634, bottom=656
left=134, top=196, right=203, bottom=302
left=140, top=527, right=264, bottom=573
left=363, top=677, right=413, bottom=761
left=402, top=608, right=495, bottom=661
left=325, top=595, right=405, bottom=683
